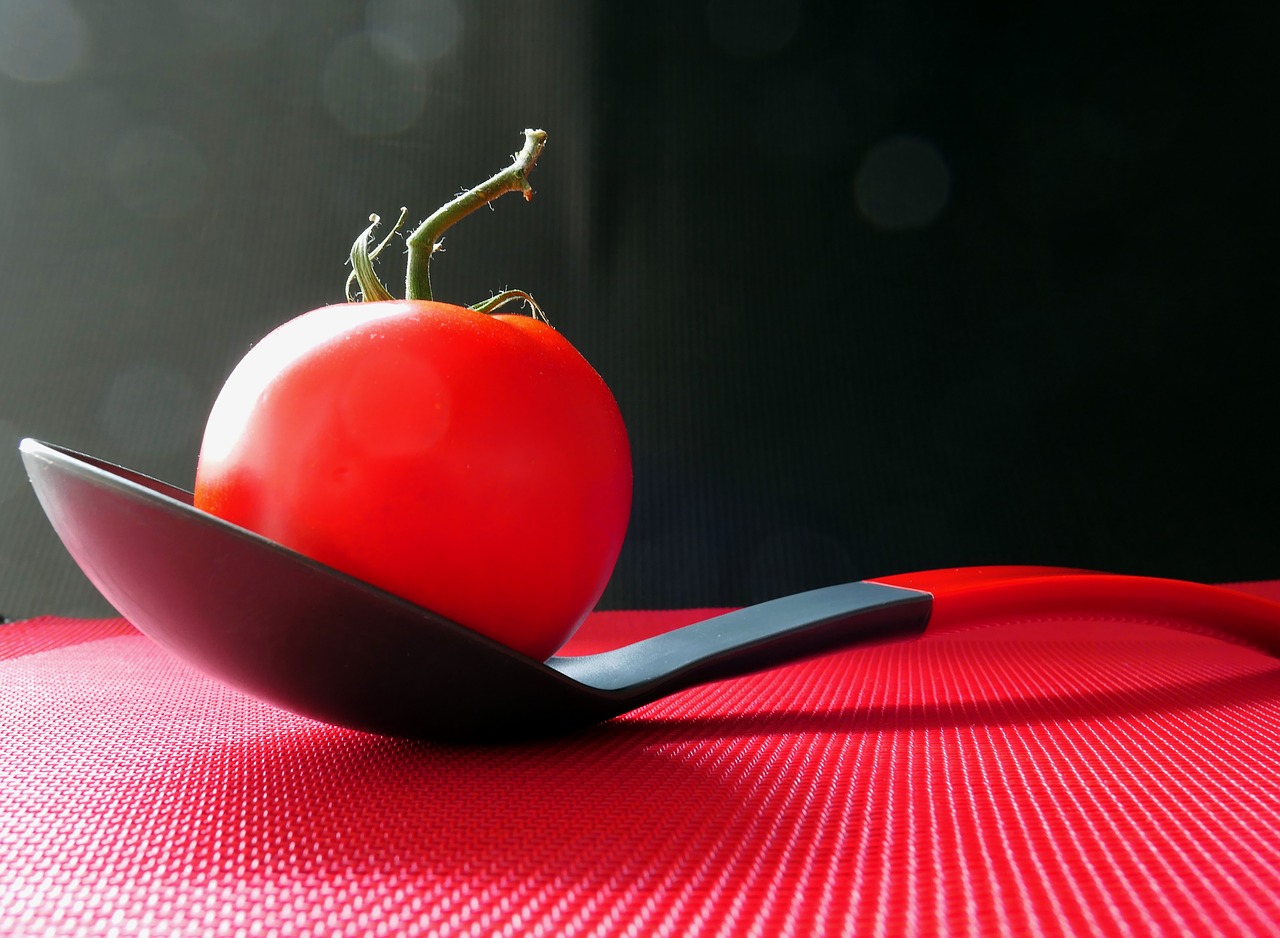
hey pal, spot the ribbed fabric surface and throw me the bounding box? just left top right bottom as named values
left=3, top=592, right=1280, bottom=937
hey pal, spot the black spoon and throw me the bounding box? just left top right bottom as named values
left=20, top=438, right=1280, bottom=741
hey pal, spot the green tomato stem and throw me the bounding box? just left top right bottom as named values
left=470, top=289, right=546, bottom=322
left=347, top=208, right=407, bottom=302
left=404, top=129, right=548, bottom=302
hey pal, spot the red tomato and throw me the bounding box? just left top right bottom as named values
left=193, top=300, right=632, bottom=661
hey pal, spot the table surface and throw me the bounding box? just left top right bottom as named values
left=4, top=584, right=1280, bottom=937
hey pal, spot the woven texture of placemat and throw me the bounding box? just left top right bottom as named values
left=3, top=602, right=1279, bottom=937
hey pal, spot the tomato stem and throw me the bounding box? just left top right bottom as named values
left=470, top=289, right=547, bottom=322
left=348, top=208, right=407, bottom=302
left=404, top=129, right=548, bottom=302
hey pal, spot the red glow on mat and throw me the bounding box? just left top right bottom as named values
left=4, top=588, right=1280, bottom=935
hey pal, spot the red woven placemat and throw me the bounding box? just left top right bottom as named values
left=3, top=588, right=1280, bottom=936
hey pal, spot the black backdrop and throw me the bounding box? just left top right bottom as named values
left=2, top=0, right=1277, bottom=618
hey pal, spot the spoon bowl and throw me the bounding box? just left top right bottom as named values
left=19, top=439, right=932, bottom=739
left=20, top=439, right=1280, bottom=741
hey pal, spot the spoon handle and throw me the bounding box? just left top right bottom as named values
left=550, top=581, right=933, bottom=696
left=552, top=567, right=1280, bottom=705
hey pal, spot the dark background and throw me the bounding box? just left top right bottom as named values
left=2, top=0, right=1277, bottom=618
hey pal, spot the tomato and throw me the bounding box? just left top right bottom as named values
left=193, top=129, right=625, bottom=659
left=193, top=299, right=632, bottom=661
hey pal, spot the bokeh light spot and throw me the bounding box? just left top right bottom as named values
left=754, top=74, right=848, bottom=164
left=854, top=135, right=952, bottom=231
left=366, top=0, right=461, bottom=66
left=179, top=0, right=286, bottom=53
left=107, top=126, right=208, bottom=220
left=0, top=113, right=13, bottom=238
left=0, top=0, right=90, bottom=83
left=321, top=32, right=427, bottom=136
left=707, top=0, right=801, bottom=58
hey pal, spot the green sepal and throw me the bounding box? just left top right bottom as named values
left=470, top=289, right=547, bottom=322
left=347, top=208, right=407, bottom=302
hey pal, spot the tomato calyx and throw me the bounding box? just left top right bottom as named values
left=346, top=207, right=407, bottom=303
left=346, top=128, right=549, bottom=320
left=469, top=289, right=546, bottom=322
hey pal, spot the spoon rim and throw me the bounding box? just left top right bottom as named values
left=19, top=437, right=576, bottom=676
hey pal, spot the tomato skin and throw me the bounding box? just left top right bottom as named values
left=194, top=301, right=632, bottom=661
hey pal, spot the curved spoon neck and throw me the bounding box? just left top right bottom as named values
left=550, top=582, right=932, bottom=697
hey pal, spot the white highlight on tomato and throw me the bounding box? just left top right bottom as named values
left=200, top=304, right=408, bottom=467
